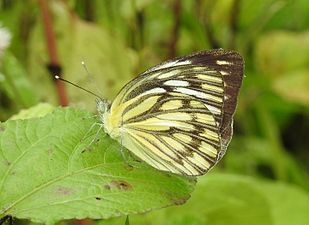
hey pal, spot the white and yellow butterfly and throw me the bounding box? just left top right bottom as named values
left=58, top=49, right=244, bottom=176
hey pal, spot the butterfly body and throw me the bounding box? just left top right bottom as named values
left=97, top=49, right=244, bottom=176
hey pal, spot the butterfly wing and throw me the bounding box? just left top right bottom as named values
left=120, top=93, right=221, bottom=175
left=103, top=49, right=244, bottom=176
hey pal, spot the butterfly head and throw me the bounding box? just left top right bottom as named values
left=96, top=98, right=110, bottom=123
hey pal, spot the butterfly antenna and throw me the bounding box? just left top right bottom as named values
left=54, top=75, right=103, bottom=100
left=81, top=60, right=103, bottom=97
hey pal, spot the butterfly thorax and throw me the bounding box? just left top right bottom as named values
left=96, top=99, right=122, bottom=139
left=96, top=99, right=110, bottom=128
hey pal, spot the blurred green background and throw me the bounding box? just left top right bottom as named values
left=0, top=0, right=308, bottom=225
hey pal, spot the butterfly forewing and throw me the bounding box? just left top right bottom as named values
left=103, top=49, right=244, bottom=176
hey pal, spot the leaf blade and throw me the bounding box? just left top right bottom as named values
left=0, top=107, right=195, bottom=224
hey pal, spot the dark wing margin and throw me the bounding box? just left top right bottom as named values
left=142, top=49, right=244, bottom=150
left=197, top=50, right=244, bottom=150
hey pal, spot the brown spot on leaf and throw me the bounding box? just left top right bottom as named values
left=56, top=187, right=74, bottom=196
left=0, top=124, right=5, bottom=132
left=104, top=180, right=132, bottom=191
left=165, top=189, right=192, bottom=206
left=82, top=146, right=94, bottom=153
left=104, top=184, right=111, bottom=190
left=124, top=164, right=134, bottom=171
left=95, top=197, right=102, bottom=200
left=172, top=197, right=188, bottom=205
left=47, top=148, right=54, bottom=156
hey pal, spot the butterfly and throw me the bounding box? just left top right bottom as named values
left=94, top=49, right=244, bottom=176
left=57, top=49, right=243, bottom=176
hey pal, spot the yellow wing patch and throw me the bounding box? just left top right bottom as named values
left=160, top=100, right=183, bottom=110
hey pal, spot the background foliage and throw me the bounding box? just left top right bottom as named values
left=0, top=0, right=308, bottom=225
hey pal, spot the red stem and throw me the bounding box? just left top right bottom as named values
left=39, top=0, right=68, bottom=106
left=168, top=0, right=181, bottom=58
left=73, top=219, right=92, bottom=225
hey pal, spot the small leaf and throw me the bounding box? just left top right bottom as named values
left=9, top=103, right=55, bottom=120
left=0, top=51, right=39, bottom=107
left=255, top=31, right=309, bottom=76
left=273, top=69, right=309, bottom=106
left=0, top=108, right=195, bottom=224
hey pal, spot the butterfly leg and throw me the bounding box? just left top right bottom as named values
left=88, top=124, right=105, bottom=146
left=81, top=122, right=102, bottom=142
left=81, top=123, right=105, bottom=152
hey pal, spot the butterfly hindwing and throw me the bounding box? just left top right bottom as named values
left=121, top=93, right=221, bottom=175
left=103, top=49, right=244, bottom=176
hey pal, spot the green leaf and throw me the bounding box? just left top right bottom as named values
left=9, top=103, right=55, bottom=120
left=97, top=174, right=309, bottom=225
left=120, top=0, right=155, bottom=19
left=0, top=51, right=39, bottom=108
left=255, top=31, right=309, bottom=76
left=0, top=108, right=195, bottom=224
left=239, top=0, right=275, bottom=30
left=264, top=0, right=309, bottom=30
left=273, top=69, right=309, bottom=106
left=207, top=0, right=234, bottom=47
left=257, top=180, right=309, bottom=225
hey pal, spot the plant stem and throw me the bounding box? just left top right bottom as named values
left=168, top=0, right=181, bottom=58
left=38, top=0, right=68, bottom=106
